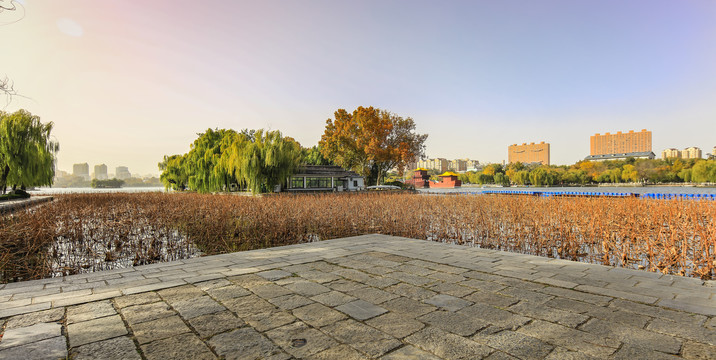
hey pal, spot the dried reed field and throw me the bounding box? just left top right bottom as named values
left=1, top=192, right=714, bottom=283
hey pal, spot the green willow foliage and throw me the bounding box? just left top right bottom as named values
left=0, top=110, right=59, bottom=193
left=159, top=128, right=302, bottom=194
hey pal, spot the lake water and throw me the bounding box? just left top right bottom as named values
left=30, top=187, right=166, bottom=194
left=418, top=185, right=716, bottom=195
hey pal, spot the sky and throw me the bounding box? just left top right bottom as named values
left=1, top=0, right=715, bottom=176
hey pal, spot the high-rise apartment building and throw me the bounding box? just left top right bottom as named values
left=448, top=159, right=467, bottom=172
left=661, top=148, right=681, bottom=159
left=72, top=163, right=90, bottom=181
left=661, top=147, right=703, bottom=160
left=94, top=164, right=108, bottom=180
left=416, top=158, right=448, bottom=173
left=508, top=142, right=550, bottom=165
left=682, top=147, right=702, bottom=159
left=590, top=129, right=651, bottom=156
left=116, top=166, right=131, bottom=180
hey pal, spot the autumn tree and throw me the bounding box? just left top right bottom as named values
left=482, top=164, right=504, bottom=176
left=505, top=162, right=524, bottom=181
left=319, top=106, right=427, bottom=185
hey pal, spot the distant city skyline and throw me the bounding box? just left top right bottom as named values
left=2, top=0, right=715, bottom=174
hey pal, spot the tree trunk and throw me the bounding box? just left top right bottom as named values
left=0, top=164, right=9, bottom=194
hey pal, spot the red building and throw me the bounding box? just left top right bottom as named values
left=431, top=171, right=461, bottom=188
left=405, top=168, right=430, bottom=188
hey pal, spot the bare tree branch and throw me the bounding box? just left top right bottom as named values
left=0, top=0, right=16, bottom=11
left=1, top=1, right=27, bottom=107
left=1, top=76, right=17, bottom=108
left=0, top=0, right=24, bottom=26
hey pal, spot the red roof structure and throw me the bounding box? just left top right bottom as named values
left=405, top=168, right=430, bottom=189
left=431, top=171, right=461, bottom=188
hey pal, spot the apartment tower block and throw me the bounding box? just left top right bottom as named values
left=590, top=129, right=651, bottom=156
left=508, top=142, right=550, bottom=165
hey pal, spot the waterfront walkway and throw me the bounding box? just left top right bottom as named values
left=0, top=234, right=714, bottom=359
left=0, top=196, right=53, bottom=214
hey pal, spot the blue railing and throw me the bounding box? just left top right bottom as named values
left=476, top=190, right=715, bottom=200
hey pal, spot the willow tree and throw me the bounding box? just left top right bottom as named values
left=211, top=129, right=247, bottom=191
left=184, top=128, right=246, bottom=193
left=319, top=106, right=427, bottom=185
left=0, top=109, right=59, bottom=193
left=238, top=130, right=302, bottom=194
left=158, top=154, right=188, bottom=191
left=159, top=128, right=302, bottom=194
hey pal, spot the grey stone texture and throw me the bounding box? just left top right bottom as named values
left=424, top=294, right=472, bottom=312
left=131, top=315, right=190, bottom=344
left=209, top=328, right=288, bottom=360
left=0, top=322, right=62, bottom=350
left=188, top=310, right=245, bottom=338
left=293, top=302, right=347, bottom=327
left=120, top=300, right=174, bottom=325
left=405, top=327, right=493, bottom=359
left=311, top=290, right=357, bottom=306
left=1, top=234, right=714, bottom=360
left=381, top=345, right=442, bottom=359
left=3, top=308, right=64, bottom=329
left=70, top=336, right=141, bottom=360
left=269, top=293, right=315, bottom=310
left=323, top=319, right=402, bottom=358
left=172, top=294, right=225, bottom=319
left=419, top=310, right=489, bottom=336
left=366, top=312, right=425, bottom=338
left=336, top=299, right=388, bottom=320
left=142, top=332, right=216, bottom=360
left=265, top=321, right=338, bottom=358
left=0, top=336, right=67, bottom=360
left=67, top=299, right=116, bottom=324
left=67, top=314, right=128, bottom=348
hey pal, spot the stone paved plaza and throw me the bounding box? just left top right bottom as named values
left=1, top=234, right=714, bottom=359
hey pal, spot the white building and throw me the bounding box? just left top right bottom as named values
left=93, top=164, right=108, bottom=180
left=115, top=166, right=131, bottom=180
left=287, top=165, right=364, bottom=192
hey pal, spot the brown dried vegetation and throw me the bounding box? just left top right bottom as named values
left=1, top=193, right=714, bottom=283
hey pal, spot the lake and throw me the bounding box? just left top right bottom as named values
left=30, top=187, right=166, bottom=194
left=419, top=185, right=716, bottom=195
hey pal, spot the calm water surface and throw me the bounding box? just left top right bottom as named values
left=31, top=187, right=166, bottom=194
left=419, top=185, right=716, bottom=195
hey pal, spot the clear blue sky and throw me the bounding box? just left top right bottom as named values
left=2, top=0, right=715, bottom=175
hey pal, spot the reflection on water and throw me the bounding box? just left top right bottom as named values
left=31, top=187, right=166, bottom=194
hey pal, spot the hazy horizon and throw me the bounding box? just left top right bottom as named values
left=2, top=0, right=715, bottom=175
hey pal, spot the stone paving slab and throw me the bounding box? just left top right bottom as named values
left=0, top=234, right=715, bottom=359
